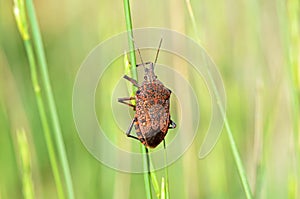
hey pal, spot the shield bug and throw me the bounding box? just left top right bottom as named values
left=118, top=39, right=176, bottom=148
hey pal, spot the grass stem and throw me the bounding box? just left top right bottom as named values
left=13, top=0, right=66, bottom=198
left=276, top=0, right=300, bottom=197
left=163, top=142, right=169, bottom=199
left=16, top=129, right=35, bottom=199
left=23, top=38, right=66, bottom=199
left=123, top=0, right=138, bottom=84
left=24, top=0, right=75, bottom=198
left=184, top=2, right=253, bottom=199
left=123, top=1, right=152, bottom=199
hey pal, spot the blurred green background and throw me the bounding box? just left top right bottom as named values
left=0, top=0, right=299, bottom=199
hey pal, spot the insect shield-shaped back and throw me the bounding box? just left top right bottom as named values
left=118, top=39, right=176, bottom=148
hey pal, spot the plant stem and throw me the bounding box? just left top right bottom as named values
left=24, top=0, right=75, bottom=198
left=123, top=0, right=138, bottom=84
left=13, top=0, right=65, bottom=198
left=123, top=1, right=152, bottom=198
left=23, top=38, right=66, bottom=199
left=144, top=148, right=153, bottom=199
left=207, top=71, right=253, bottom=199
left=160, top=177, right=165, bottom=199
left=276, top=0, right=300, bottom=197
left=185, top=2, right=253, bottom=199
left=163, top=142, right=169, bottom=199
left=287, top=0, right=300, bottom=195
left=16, top=129, right=35, bottom=199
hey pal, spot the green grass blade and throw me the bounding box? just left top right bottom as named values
left=143, top=147, right=153, bottom=199
left=276, top=0, right=300, bottom=197
left=23, top=38, right=66, bottom=199
left=160, top=177, right=165, bottom=199
left=207, top=71, right=253, bottom=199
left=13, top=0, right=66, bottom=198
left=24, top=0, right=75, bottom=198
left=123, top=0, right=138, bottom=84
left=123, top=1, right=155, bottom=198
left=163, top=144, right=169, bottom=199
left=16, top=129, right=35, bottom=199
left=148, top=156, right=160, bottom=198
left=184, top=1, right=253, bottom=199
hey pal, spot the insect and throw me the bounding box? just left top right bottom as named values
left=118, top=39, right=176, bottom=148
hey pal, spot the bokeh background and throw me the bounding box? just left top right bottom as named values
left=0, top=0, right=299, bottom=199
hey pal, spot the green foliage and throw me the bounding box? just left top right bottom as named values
left=16, top=129, right=35, bottom=199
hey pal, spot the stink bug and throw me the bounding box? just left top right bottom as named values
left=118, top=39, right=176, bottom=148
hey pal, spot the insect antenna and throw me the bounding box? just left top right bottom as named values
left=130, top=36, right=146, bottom=69
left=153, top=38, right=163, bottom=67
left=136, top=47, right=146, bottom=69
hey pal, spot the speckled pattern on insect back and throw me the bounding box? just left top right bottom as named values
left=135, top=80, right=171, bottom=147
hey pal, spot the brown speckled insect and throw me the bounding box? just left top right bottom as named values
left=118, top=39, right=176, bottom=148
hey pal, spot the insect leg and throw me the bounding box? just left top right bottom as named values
left=125, top=117, right=140, bottom=141
left=118, top=97, right=136, bottom=110
left=123, top=75, right=139, bottom=87
left=136, top=62, right=151, bottom=67
left=168, top=120, right=176, bottom=129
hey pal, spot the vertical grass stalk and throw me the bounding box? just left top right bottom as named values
left=16, top=129, right=35, bottom=199
left=13, top=0, right=65, bottom=198
left=123, top=1, right=157, bottom=198
left=184, top=2, right=253, bottom=199
left=163, top=143, right=169, bottom=199
left=160, top=177, right=165, bottom=199
left=22, top=0, right=75, bottom=198
left=286, top=3, right=300, bottom=197
left=276, top=0, right=300, bottom=197
left=123, top=0, right=138, bottom=83
left=208, top=71, right=253, bottom=199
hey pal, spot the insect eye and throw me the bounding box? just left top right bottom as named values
left=136, top=90, right=141, bottom=94
left=144, top=76, right=148, bottom=80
